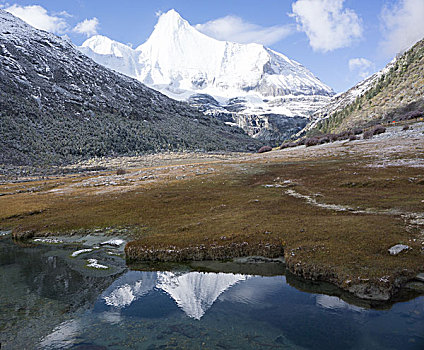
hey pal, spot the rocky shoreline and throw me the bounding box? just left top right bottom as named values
left=10, top=225, right=423, bottom=303
left=8, top=229, right=424, bottom=303
left=124, top=240, right=423, bottom=302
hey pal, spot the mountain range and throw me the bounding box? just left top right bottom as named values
left=1, top=6, right=421, bottom=168
left=0, top=9, right=261, bottom=167
left=79, top=9, right=334, bottom=144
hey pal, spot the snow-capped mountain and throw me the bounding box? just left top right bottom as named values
left=79, top=9, right=334, bottom=144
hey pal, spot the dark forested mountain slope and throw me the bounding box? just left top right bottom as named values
left=0, top=10, right=260, bottom=166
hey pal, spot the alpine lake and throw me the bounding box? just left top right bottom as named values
left=1, top=231, right=423, bottom=350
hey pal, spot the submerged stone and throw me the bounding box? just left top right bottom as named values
left=415, top=273, right=424, bottom=282
left=33, top=238, right=63, bottom=244
left=404, top=281, right=424, bottom=293
left=87, top=259, right=108, bottom=269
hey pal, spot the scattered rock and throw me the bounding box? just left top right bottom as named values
left=71, top=248, right=94, bottom=257
left=100, top=239, right=125, bottom=247
left=86, top=259, right=108, bottom=269
left=388, top=244, right=410, bottom=255
left=257, top=146, right=272, bottom=154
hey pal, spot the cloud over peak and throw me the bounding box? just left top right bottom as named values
left=4, top=4, right=68, bottom=34
left=290, top=0, right=363, bottom=52
left=73, top=17, right=100, bottom=37
left=195, top=15, right=293, bottom=46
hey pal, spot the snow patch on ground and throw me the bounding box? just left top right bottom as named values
left=284, top=189, right=352, bottom=212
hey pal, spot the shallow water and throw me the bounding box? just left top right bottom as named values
left=0, top=235, right=423, bottom=350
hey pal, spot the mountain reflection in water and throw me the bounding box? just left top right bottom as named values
left=1, top=237, right=423, bottom=350
left=100, top=271, right=248, bottom=320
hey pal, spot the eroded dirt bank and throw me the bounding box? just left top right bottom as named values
left=2, top=123, right=424, bottom=301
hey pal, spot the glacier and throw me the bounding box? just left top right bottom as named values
left=79, top=9, right=334, bottom=143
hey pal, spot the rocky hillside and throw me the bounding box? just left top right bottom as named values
left=188, top=94, right=309, bottom=144
left=308, top=38, right=424, bottom=134
left=0, top=10, right=261, bottom=167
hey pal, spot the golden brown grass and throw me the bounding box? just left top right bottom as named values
left=1, top=144, right=423, bottom=298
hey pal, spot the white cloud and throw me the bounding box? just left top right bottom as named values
left=290, top=0, right=363, bottom=52
left=195, top=16, right=293, bottom=46
left=380, top=0, right=424, bottom=56
left=4, top=4, right=69, bottom=34
left=348, top=58, right=373, bottom=79
left=73, top=17, right=99, bottom=38
left=56, top=10, right=73, bottom=18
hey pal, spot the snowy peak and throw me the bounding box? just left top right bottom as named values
left=79, top=35, right=140, bottom=78
left=157, top=9, right=189, bottom=30
left=82, top=35, right=133, bottom=58
left=134, top=10, right=228, bottom=87
left=137, top=9, right=193, bottom=47
left=80, top=9, right=332, bottom=99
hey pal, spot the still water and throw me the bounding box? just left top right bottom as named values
left=0, top=234, right=423, bottom=349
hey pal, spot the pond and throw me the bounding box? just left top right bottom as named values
left=0, top=234, right=423, bottom=349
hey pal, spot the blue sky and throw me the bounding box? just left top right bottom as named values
left=1, top=0, right=423, bottom=92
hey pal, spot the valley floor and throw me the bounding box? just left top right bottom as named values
left=1, top=122, right=424, bottom=301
